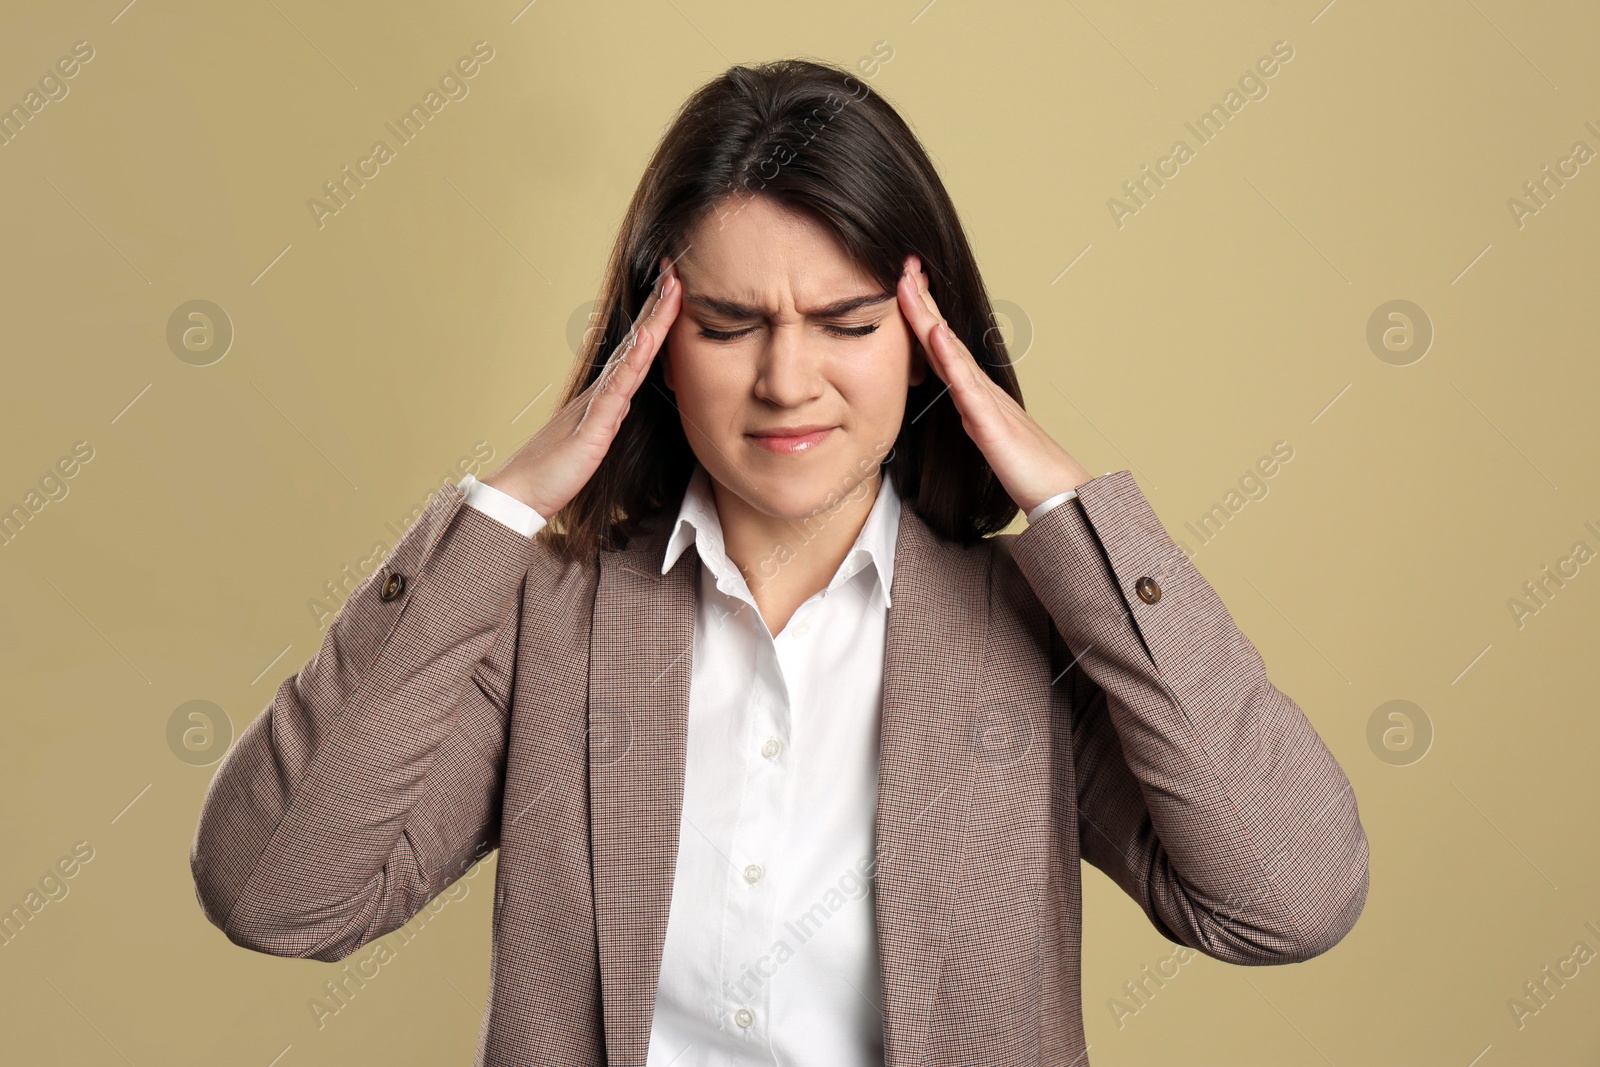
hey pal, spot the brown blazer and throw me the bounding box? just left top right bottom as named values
left=191, top=469, right=1368, bottom=1066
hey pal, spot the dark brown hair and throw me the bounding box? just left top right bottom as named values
left=537, top=56, right=1025, bottom=563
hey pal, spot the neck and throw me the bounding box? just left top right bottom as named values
left=710, top=469, right=883, bottom=635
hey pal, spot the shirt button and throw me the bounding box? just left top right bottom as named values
left=734, top=1007, right=754, bottom=1028
left=743, top=863, right=763, bottom=884
left=761, top=738, right=781, bottom=759
left=794, top=621, right=809, bottom=636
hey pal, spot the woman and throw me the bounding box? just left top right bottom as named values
left=191, top=58, right=1368, bottom=1066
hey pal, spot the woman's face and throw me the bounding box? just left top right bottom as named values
left=660, top=194, right=928, bottom=522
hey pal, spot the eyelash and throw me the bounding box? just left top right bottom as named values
left=698, top=323, right=881, bottom=341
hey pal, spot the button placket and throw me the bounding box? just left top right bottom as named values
left=720, top=646, right=786, bottom=1037
left=752, top=635, right=807, bottom=1028
left=658, top=473, right=898, bottom=1059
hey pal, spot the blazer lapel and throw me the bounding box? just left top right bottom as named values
left=589, top=515, right=697, bottom=1067
left=586, top=502, right=988, bottom=1067
left=874, top=502, right=988, bottom=1065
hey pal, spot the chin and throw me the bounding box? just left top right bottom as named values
left=762, top=466, right=880, bottom=520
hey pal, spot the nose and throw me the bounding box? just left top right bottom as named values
left=752, top=323, right=826, bottom=408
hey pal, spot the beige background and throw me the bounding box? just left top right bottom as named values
left=1, top=0, right=1596, bottom=1064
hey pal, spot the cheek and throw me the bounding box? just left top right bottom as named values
left=831, top=353, right=912, bottom=427
left=664, top=334, right=744, bottom=415
left=662, top=321, right=706, bottom=395
left=852, top=332, right=915, bottom=395
left=878, top=312, right=921, bottom=377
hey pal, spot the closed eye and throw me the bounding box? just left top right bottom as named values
left=698, top=323, right=881, bottom=341
left=697, top=326, right=752, bottom=342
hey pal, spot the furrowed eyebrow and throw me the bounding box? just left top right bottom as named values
left=684, top=292, right=893, bottom=320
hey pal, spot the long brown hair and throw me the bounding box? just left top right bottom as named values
left=537, top=57, right=1025, bottom=564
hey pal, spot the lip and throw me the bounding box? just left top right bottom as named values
left=746, top=425, right=837, bottom=454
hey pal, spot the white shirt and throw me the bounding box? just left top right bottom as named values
left=454, top=464, right=1076, bottom=1066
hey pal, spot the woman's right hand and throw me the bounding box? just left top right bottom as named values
left=479, top=255, right=682, bottom=519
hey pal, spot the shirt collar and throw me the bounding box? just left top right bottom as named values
left=661, top=461, right=900, bottom=609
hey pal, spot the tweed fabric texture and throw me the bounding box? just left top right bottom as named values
left=191, top=469, right=1368, bottom=1066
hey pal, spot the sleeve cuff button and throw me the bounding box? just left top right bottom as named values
left=380, top=573, right=407, bottom=602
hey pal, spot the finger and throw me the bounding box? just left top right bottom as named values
left=897, top=263, right=992, bottom=404
left=929, top=319, right=992, bottom=403
left=896, top=259, right=960, bottom=385
left=896, top=256, right=937, bottom=365
left=620, top=269, right=679, bottom=394
left=591, top=260, right=677, bottom=394
left=595, top=266, right=681, bottom=404
left=628, top=255, right=679, bottom=340
left=598, top=260, right=671, bottom=377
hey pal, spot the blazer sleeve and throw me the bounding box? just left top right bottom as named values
left=1006, top=470, right=1369, bottom=965
left=190, top=481, right=541, bottom=962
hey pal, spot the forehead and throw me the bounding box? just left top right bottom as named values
left=678, top=195, right=877, bottom=309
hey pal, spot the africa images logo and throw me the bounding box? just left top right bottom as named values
left=1106, top=40, right=1295, bottom=229
left=306, top=41, right=496, bottom=230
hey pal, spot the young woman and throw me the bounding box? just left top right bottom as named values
left=191, top=58, right=1368, bottom=1067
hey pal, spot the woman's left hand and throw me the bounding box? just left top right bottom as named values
left=897, top=253, right=1094, bottom=516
